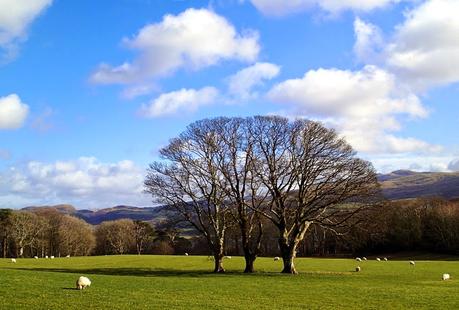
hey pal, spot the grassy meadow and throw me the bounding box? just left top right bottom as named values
left=1, top=255, right=458, bottom=309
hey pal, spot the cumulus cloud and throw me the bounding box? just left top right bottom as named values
left=385, top=0, right=459, bottom=89
left=0, top=0, right=52, bottom=60
left=371, top=154, right=455, bottom=173
left=139, top=87, right=219, bottom=118
left=0, top=157, right=150, bottom=209
left=0, top=93, right=29, bottom=129
left=354, top=18, right=384, bottom=64
left=267, top=65, right=440, bottom=154
left=247, top=0, right=402, bottom=16
left=90, top=8, right=259, bottom=84
left=228, top=62, right=280, bottom=100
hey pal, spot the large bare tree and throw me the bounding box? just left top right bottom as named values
left=249, top=116, right=379, bottom=273
left=145, top=119, right=230, bottom=273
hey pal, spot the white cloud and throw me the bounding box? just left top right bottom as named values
left=228, top=62, right=280, bottom=100
left=0, top=157, right=150, bottom=209
left=247, top=0, right=402, bottom=16
left=90, top=8, right=259, bottom=84
left=0, top=0, right=52, bottom=60
left=385, top=0, right=459, bottom=89
left=139, top=87, right=219, bottom=118
left=267, top=65, right=440, bottom=154
left=354, top=18, right=384, bottom=64
left=0, top=93, right=29, bottom=129
left=371, top=154, right=455, bottom=173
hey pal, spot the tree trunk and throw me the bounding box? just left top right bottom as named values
left=279, top=237, right=298, bottom=274
left=213, top=254, right=225, bottom=273
left=244, top=254, right=256, bottom=273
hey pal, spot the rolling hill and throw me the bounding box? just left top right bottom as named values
left=379, top=170, right=459, bottom=200
left=22, top=170, right=459, bottom=224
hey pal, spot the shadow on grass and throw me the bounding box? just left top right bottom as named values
left=8, top=267, right=353, bottom=278
left=11, top=267, right=217, bottom=278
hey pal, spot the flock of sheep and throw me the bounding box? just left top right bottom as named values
left=353, top=256, right=451, bottom=281
left=6, top=255, right=453, bottom=290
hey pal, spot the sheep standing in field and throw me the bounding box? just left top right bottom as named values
left=76, top=276, right=91, bottom=290
left=442, top=274, right=450, bottom=281
left=363, top=257, right=367, bottom=261
left=410, top=261, right=416, bottom=266
left=224, top=256, right=232, bottom=259
left=185, top=253, right=189, bottom=256
left=383, top=257, right=388, bottom=261
left=34, top=256, right=38, bottom=259
left=45, top=255, right=48, bottom=259
left=50, top=256, right=55, bottom=259
left=274, top=257, right=280, bottom=261
left=356, top=257, right=362, bottom=262
left=376, top=258, right=381, bottom=261
left=11, top=258, right=16, bottom=263
left=66, top=254, right=71, bottom=258
left=356, top=266, right=361, bottom=272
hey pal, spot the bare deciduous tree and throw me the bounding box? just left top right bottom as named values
left=58, top=215, right=95, bottom=256
left=249, top=116, right=379, bottom=273
left=96, top=219, right=135, bottom=255
left=145, top=119, right=230, bottom=273
left=133, top=220, right=154, bottom=255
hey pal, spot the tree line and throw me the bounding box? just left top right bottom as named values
left=1, top=197, right=458, bottom=263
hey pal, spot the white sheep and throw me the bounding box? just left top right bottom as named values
left=11, top=258, right=16, bottom=263
left=76, top=276, right=91, bottom=290
left=224, top=256, right=232, bottom=259
left=363, top=257, right=367, bottom=261
left=45, top=255, right=49, bottom=259
left=50, top=256, right=55, bottom=259
left=66, top=254, right=71, bottom=258
left=376, top=258, right=381, bottom=261
left=383, top=257, right=388, bottom=261
left=34, top=256, right=38, bottom=259
left=274, top=257, right=280, bottom=261
left=185, top=253, right=189, bottom=256
left=356, top=266, right=361, bottom=272
left=410, top=261, right=416, bottom=266
left=356, top=257, right=362, bottom=262
left=442, top=274, right=450, bottom=281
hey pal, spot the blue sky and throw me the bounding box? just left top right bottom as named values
left=0, top=0, right=458, bottom=209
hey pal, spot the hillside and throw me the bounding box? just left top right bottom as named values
left=379, top=170, right=459, bottom=200
left=23, top=204, right=176, bottom=225
left=22, top=171, right=459, bottom=224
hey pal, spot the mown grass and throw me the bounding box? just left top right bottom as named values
left=1, top=255, right=458, bottom=309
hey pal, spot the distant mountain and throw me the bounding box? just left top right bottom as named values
left=22, top=171, right=459, bottom=224
left=379, top=170, right=459, bottom=200
left=23, top=204, right=177, bottom=225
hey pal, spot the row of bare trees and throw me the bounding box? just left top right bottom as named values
left=0, top=209, right=94, bottom=258
left=145, top=116, right=380, bottom=274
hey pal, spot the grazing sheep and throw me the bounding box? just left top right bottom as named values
left=363, top=257, right=367, bottom=261
left=356, top=257, right=362, bottom=262
left=442, top=274, right=450, bottom=281
left=34, top=256, right=38, bottom=259
left=76, top=276, right=91, bottom=290
left=383, top=257, right=388, bottom=261
left=356, top=266, right=361, bottom=272
left=11, top=258, right=16, bottom=263
left=224, top=256, right=232, bottom=259
left=185, top=253, right=189, bottom=256
left=376, top=258, right=381, bottom=261
left=66, top=254, right=71, bottom=258
left=45, top=255, right=48, bottom=259
left=274, top=257, right=280, bottom=261
left=50, top=256, right=55, bottom=259
left=410, top=261, right=416, bottom=266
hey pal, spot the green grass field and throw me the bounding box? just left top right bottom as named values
left=1, top=255, right=458, bottom=309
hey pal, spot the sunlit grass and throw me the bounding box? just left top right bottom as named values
left=1, top=255, right=458, bottom=309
